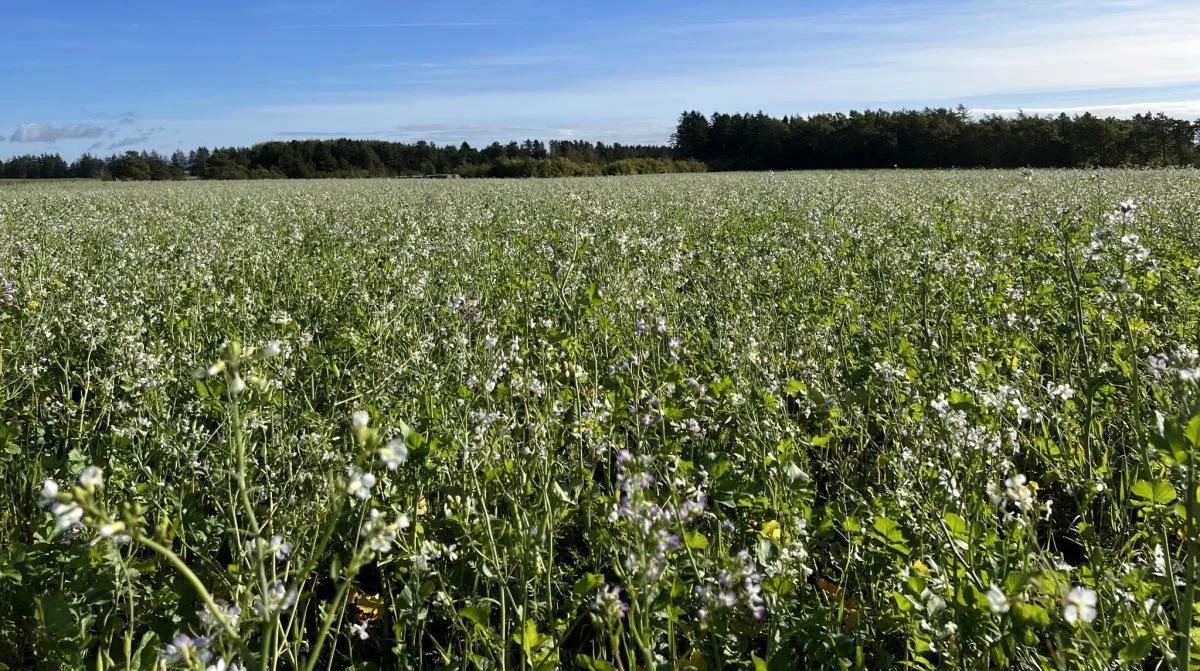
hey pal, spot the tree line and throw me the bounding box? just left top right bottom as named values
left=4, top=106, right=1198, bottom=181
left=671, top=107, right=1200, bottom=170
left=0, top=139, right=701, bottom=181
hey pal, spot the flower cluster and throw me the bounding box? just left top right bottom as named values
left=0, top=270, right=15, bottom=306
left=987, top=473, right=1037, bottom=515
left=694, top=549, right=766, bottom=621
left=608, top=450, right=706, bottom=585
left=590, top=584, right=629, bottom=627
left=1148, top=345, right=1200, bottom=385
left=359, top=507, right=409, bottom=554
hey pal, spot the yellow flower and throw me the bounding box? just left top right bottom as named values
left=759, top=519, right=782, bottom=542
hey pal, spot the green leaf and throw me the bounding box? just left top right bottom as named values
left=35, top=594, right=75, bottom=639
left=1186, top=414, right=1200, bottom=449
left=1011, top=602, right=1050, bottom=627
left=943, top=512, right=967, bottom=538
left=573, top=573, right=605, bottom=597
left=684, top=531, right=709, bottom=549
left=574, top=655, right=617, bottom=671
left=1135, top=479, right=1177, bottom=505
left=873, top=516, right=904, bottom=542
left=513, top=619, right=546, bottom=654
left=752, top=655, right=768, bottom=671
left=459, top=605, right=491, bottom=629
left=1119, top=635, right=1153, bottom=663
left=1154, top=481, right=1178, bottom=505
left=784, top=379, right=807, bottom=395
left=1133, top=479, right=1154, bottom=500
left=948, top=390, right=975, bottom=408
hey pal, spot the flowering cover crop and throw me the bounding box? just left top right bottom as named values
left=1, top=171, right=1199, bottom=670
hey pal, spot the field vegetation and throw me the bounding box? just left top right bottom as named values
left=1, top=171, right=1199, bottom=670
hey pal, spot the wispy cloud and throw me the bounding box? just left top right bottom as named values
left=249, top=0, right=352, bottom=17
left=9, top=122, right=109, bottom=143
left=278, top=21, right=523, bottom=29
left=107, top=134, right=153, bottom=150
left=975, top=100, right=1200, bottom=119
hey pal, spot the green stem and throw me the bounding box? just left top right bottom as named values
left=134, top=532, right=241, bottom=643
left=301, top=551, right=365, bottom=671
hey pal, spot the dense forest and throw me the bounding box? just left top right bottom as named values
left=672, top=107, right=1200, bottom=169
left=0, top=138, right=699, bottom=181
left=2, top=106, right=1198, bottom=181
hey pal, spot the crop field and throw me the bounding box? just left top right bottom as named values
left=2, top=171, right=1200, bottom=670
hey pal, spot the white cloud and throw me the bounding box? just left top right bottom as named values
left=9, top=122, right=109, bottom=143
left=107, top=134, right=153, bottom=150
left=974, top=100, right=1200, bottom=119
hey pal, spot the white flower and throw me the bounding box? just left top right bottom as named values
left=228, top=373, right=246, bottom=397
left=79, top=466, right=103, bottom=490
left=38, top=479, right=59, bottom=508
left=1153, top=544, right=1166, bottom=576
left=1047, top=383, right=1074, bottom=401
left=349, top=622, right=369, bottom=640
left=352, top=410, right=371, bottom=430
left=346, top=467, right=376, bottom=500
left=379, top=438, right=408, bottom=470
left=992, top=473, right=1035, bottom=513
left=206, top=658, right=245, bottom=671
left=262, top=341, right=282, bottom=358
left=253, top=582, right=297, bottom=615
left=160, top=633, right=212, bottom=664
left=51, top=501, right=83, bottom=531
left=198, top=602, right=242, bottom=630
left=986, top=586, right=1010, bottom=613
left=360, top=508, right=406, bottom=554
left=785, top=462, right=809, bottom=483
left=924, top=591, right=946, bottom=616
left=1063, top=586, right=1098, bottom=625
left=267, top=533, right=293, bottom=561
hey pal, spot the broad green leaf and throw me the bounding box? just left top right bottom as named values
left=573, top=573, right=605, bottom=597
left=460, top=605, right=491, bottom=629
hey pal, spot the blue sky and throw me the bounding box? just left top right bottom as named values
left=3, top=0, right=1199, bottom=159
